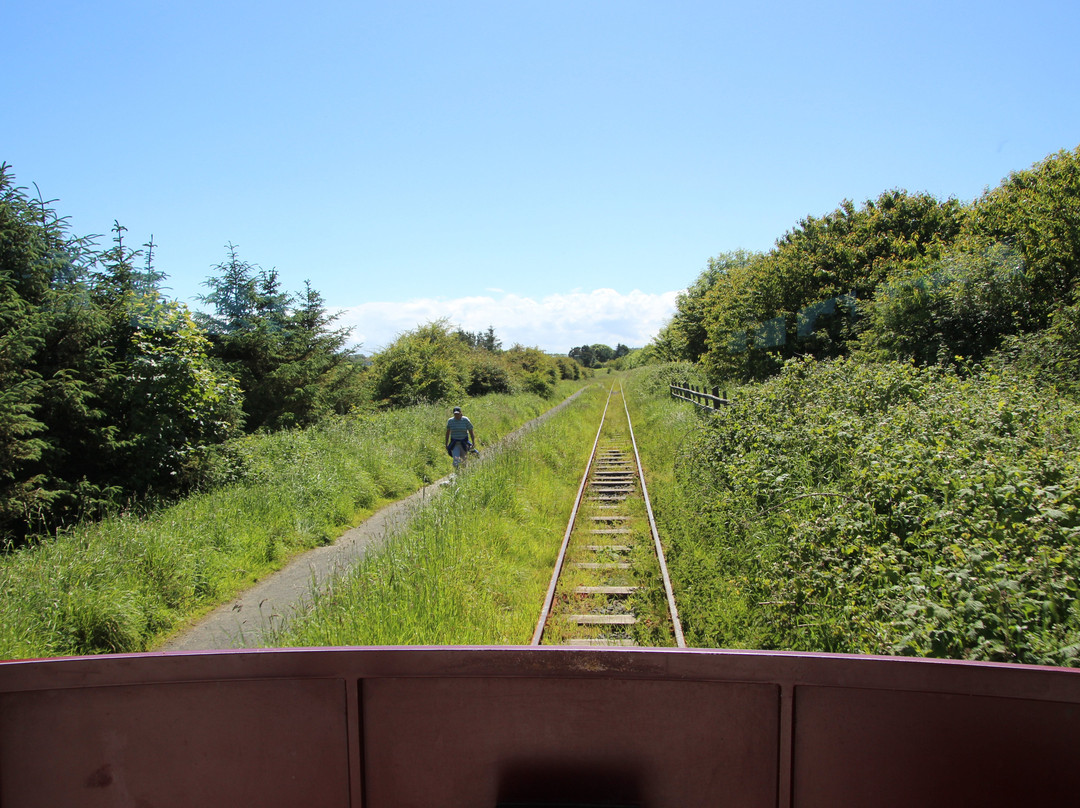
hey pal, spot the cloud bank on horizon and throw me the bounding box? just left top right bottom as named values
left=337, top=288, right=678, bottom=355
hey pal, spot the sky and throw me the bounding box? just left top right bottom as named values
left=5, top=1, right=1079, bottom=354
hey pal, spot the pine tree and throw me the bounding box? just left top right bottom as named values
left=197, top=248, right=364, bottom=430
left=1, top=168, right=244, bottom=542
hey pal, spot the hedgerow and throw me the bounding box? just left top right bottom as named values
left=663, top=357, right=1080, bottom=665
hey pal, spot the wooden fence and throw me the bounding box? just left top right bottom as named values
left=670, top=382, right=729, bottom=410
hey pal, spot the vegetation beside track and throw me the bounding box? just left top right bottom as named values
left=0, top=383, right=586, bottom=659
left=266, top=383, right=609, bottom=646
left=625, top=362, right=1080, bottom=666
left=622, top=145, right=1080, bottom=666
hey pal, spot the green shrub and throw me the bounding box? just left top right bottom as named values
left=521, top=371, right=556, bottom=398
left=993, top=296, right=1080, bottom=398
left=636, top=357, right=1080, bottom=666
left=859, top=242, right=1033, bottom=364
left=467, top=355, right=513, bottom=395
left=971, top=145, right=1080, bottom=321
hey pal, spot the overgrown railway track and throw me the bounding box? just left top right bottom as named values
left=531, top=383, right=685, bottom=647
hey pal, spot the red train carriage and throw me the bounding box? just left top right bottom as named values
left=2, top=646, right=1079, bottom=807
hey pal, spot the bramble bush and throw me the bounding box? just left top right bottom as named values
left=663, top=357, right=1080, bottom=665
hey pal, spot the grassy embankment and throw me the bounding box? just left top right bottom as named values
left=0, top=382, right=587, bottom=659
left=266, top=381, right=610, bottom=646
left=625, top=361, right=1080, bottom=667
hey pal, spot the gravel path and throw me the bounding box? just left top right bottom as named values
left=157, top=386, right=589, bottom=651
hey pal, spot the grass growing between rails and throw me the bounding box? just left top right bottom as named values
left=625, top=360, right=1080, bottom=666
left=0, top=384, right=587, bottom=659
left=266, top=383, right=610, bottom=646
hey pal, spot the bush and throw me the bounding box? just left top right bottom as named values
left=520, top=371, right=556, bottom=398
left=553, top=355, right=583, bottom=380
left=660, top=356, right=1080, bottom=665
left=971, top=145, right=1080, bottom=321
left=993, top=296, right=1080, bottom=398
left=859, top=242, right=1033, bottom=364
left=467, top=355, right=513, bottom=396
left=369, top=320, right=467, bottom=405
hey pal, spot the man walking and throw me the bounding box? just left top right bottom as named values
left=445, top=406, right=476, bottom=468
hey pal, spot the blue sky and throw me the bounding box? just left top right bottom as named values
left=5, top=1, right=1079, bottom=352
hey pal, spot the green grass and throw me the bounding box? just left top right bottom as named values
left=266, top=383, right=609, bottom=646
left=622, top=365, right=760, bottom=648
left=0, top=384, right=587, bottom=659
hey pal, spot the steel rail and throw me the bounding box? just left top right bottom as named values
left=531, top=381, right=684, bottom=647
left=622, top=387, right=686, bottom=647
left=529, top=384, right=615, bottom=645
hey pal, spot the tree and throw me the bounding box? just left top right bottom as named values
left=0, top=165, right=56, bottom=535
left=370, top=320, right=467, bottom=406
left=657, top=250, right=763, bottom=362
left=262, top=281, right=363, bottom=428
left=858, top=243, right=1030, bottom=364
left=970, top=145, right=1080, bottom=325
left=480, top=325, right=502, bottom=352
left=590, top=344, right=616, bottom=364
left=0, top=167, right=244, bottom=541
left=454, top=325, right=502, bottom=352
left=195, top=244, right=261, bottom=335
left=196, top=248, right=364, bottom=430
left=568, top=344, right=616, bottom=367
left=119, top=300, right=244, bottom=490
left=769, top=190, right=966, bottom=312
left=569, top=345, right=596, bottom=367
left=64, top=225, right=245, bottom=499
left=695, top=191, right=966, bottom=381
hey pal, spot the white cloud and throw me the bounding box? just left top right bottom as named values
left=335, top=288, right=679, bottom=354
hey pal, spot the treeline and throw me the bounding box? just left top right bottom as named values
left=0, top=164, right=584, bottom=544
left=568, top=343, right=631, bottom=368
left=370, top=321, right=585, bottom=408
left=650, top=145, right=1080, bottom=383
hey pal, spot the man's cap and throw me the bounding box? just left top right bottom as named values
left=453, top=406, right=462, bottom=413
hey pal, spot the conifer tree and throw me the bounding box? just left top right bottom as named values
left=197, top=248, right=364, bottom=430
left=1, top=166, right=243, bottom=542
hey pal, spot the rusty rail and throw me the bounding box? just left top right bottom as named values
left=623, top=386, right=685, bottom=647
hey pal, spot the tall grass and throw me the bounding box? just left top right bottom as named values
left=266, top=383, right=609, bottom=646
left=621, top=365, right=755, bottom=648
left=0, top=385, right=585, bottom=659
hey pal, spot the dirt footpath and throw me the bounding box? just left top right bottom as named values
left=157, top=386, right=589, bottom=651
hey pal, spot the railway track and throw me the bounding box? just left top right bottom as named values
left=531, top=383, right=685, bottom=647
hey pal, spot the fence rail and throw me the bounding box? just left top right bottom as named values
left=670, top=382, right=729, bottom=410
